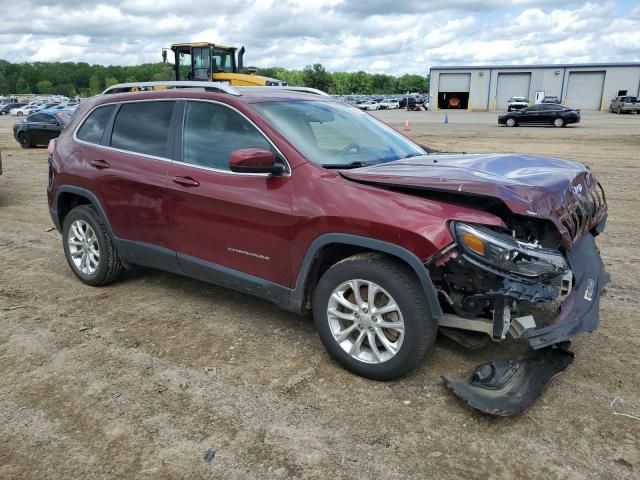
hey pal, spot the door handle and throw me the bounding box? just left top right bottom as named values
left=90, top=159, right=110, bottom=169
left=172, top=176, right=200, bottom=187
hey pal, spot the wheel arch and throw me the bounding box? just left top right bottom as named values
left=54, top=186, right=115, bottom=238
left=290, top=233, right=443, bottom=321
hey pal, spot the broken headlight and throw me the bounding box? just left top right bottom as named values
left=453, top=222, right=568, bottom=278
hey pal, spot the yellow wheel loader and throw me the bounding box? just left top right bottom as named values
left=162, top=42, right=287, bottom=87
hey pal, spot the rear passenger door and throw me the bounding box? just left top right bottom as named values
left=166, top=100, right=294, bottom=288
left=75, top=100, right=178, bottom=269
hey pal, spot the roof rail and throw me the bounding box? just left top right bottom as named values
left=246, top=86, right=330, bottom=96
left=102, top=81, right=241, bottom=96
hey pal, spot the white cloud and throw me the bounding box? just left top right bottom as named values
left=0, top=0, right=637, bottom=74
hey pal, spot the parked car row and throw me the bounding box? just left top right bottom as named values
left=338, top=94, right=429, bottom=111
left=1, top=98, right=79, bottom=116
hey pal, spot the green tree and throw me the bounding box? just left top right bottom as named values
left=0, top=71, right=8, bottom=94
left=105, top=77, right=119, bottom=88
left=15, top=76, right=30, bottom=93
left=36, top=79, right=54, bottom=94
left=302, top=63, right=333, bottom=91
left=89, top=73, right=103, bottom=94
left=397, top=74, right=428, bottom=94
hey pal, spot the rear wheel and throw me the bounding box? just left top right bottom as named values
left=17, top=111, right=23, bottom=116
left=506, top=117, right=517, bottom=127
left=617, top=106, right=622, bottom=114
left=312, top=253, right=436, bottom=380
left=62, top=205, right=123, bottom=286
left=553, top=117, right=565, bottom=128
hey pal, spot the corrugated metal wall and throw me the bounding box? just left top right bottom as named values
left=430, top=64, right=640, bottom=111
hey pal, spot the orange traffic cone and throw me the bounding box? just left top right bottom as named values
left=403, top=120, right=411, bottom=131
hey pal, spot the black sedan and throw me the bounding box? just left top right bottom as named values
left=498, top=104, right=580, bottom=128
left=13, top=110, right=72, bottom=148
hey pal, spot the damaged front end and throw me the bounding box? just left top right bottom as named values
left=428, top=217, right=609, bottom=350
left=429, top=206, right=608, bottom=415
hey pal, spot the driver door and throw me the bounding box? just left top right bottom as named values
left=191, top=47, right=212, bottom=81
left=167, top=100, right=294, bottom=288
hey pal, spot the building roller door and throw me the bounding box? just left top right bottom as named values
left=438, top=73, right=470, bottom=109
left=496, top=73, right=531, bottom=110
left=438, top=73, right=471, bottom=92
left=565, top=71, right=605, bottom=110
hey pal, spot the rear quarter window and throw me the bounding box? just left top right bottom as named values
left=76, top=105, right=116, bottom=144
left=110, top=101, right=175, bottom=158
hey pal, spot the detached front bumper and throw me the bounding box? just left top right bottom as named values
left=524, top=232, right=609, bottom=348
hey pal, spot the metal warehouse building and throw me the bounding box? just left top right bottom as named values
left=429, top=63, right=640, bottom=111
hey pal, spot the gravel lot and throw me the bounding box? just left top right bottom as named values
left=1, top=110, right=639, bottom=479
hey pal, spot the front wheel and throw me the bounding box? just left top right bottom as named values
left=617, top=107, right=622, bottom=114
left=312, top=253, right=436, bottom=380
left=553, top=117, right=566, bottom=127
left=17, top=111, right=23, bottom=116
left=506, top=117, right=517, bottom=127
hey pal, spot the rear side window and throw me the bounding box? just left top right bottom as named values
left=77, top=105, right=115, bottom=144
left=111, top=101, right=175, bottom=158
left=27, top=113, right=47, bottom=123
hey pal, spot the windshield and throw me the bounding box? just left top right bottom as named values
left=253, top=101, right=425, bottom=167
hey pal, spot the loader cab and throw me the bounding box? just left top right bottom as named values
left=163, top=42, right=286, bottom=87
left=166, top=43, right=241, bottom=82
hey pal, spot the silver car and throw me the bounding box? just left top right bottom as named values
left=609, top=96, right=639, bottom=114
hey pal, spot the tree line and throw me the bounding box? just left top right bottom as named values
left=0, top=59, right=428, bottom=97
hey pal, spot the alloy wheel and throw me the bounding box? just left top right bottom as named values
left=506, top=118, right=516, bottom=127
left=67, top=219, right=100, bottom=275
left=327, top=279, right=405, bottom=364
left=554, top=118, right=564, bottom=127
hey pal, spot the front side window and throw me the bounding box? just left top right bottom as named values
left=77, top=105, right=115, bottom=144
left=253, top=100, right=425, bottom=167
left=182, top=101, right=272, bottom=171
left=111, top=101, right=175, bottom=157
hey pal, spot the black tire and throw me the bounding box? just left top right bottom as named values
left=17, top=111, right=23, bottom=116
left=312, top=252, right=436, bottom=380
left=18, top=132, right=32, bottom=148
left=505, top=117, right=517, bottom=127
left=617, top=107, right=622, bottom=114
left=62, top=205, right=123, bottom=286
left=553, top=117, right=566, bottom=128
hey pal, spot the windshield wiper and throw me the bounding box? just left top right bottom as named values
left=322, top=161, right=372, bottom=169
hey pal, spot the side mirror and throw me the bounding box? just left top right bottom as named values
left=229, top=148, right=285, bottom=175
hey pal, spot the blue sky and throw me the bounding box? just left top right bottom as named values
left=0, top=1, right=638, bottom=74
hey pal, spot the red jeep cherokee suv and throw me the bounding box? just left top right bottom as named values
left=47, top=83, right=608, bottom=381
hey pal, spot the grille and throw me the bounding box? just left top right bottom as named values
left=560, top=182, right=606, bottom=243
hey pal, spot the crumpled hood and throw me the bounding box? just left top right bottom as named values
left=339, top=153, right=607, bottom=249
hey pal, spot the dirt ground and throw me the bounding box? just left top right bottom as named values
left=1, top=110, right=639, bottom=479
